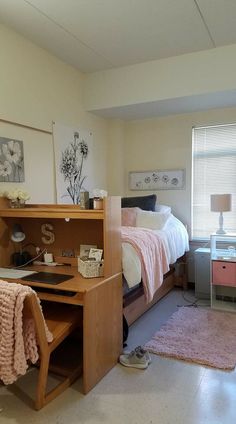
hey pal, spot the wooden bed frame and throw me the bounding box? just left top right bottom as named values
left=123, top=257, right=187, bottom=326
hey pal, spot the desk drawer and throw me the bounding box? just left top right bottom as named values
left=212, top=261, right=236, bottom=286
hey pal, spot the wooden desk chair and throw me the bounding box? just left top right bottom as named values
left=23, top=293, right=82, bottom=410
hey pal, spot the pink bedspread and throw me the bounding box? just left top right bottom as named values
left=121, top=227, right=170, bottom=303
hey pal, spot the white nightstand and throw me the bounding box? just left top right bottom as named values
left=210, top=233, right=236, bottom=312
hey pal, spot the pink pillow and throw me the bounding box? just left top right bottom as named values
left=121, top=207, right=140, bottom=226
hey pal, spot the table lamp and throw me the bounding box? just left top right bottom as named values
left=11, top=223, right=25, bottom=243
left=210, top=194, right=232, bottom=234
left=10, top=224, right=31, bottom=266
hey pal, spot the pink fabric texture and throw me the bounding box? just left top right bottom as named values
left=121, top=207, right=140, bottom=227
left=0, top=280, right=53, bottom=385
left=145, top=307, right=236, bottom=370
left=121, top=226, right=169, bottom=302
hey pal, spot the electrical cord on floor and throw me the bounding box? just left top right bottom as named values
left=180, top=291, right=198, bottom=307
left=177, top=290, right=210, bottom=308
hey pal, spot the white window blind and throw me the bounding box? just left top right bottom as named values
left=192, top=124, right=236, bottom=239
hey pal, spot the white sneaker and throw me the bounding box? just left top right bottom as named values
left=119, top=350, right=149, bottom=369
left=135, top=346, right=152, bottom=364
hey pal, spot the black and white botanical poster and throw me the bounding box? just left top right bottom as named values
left=129, top=169, right=185, bottom=190
left=53, top=122, right=94, bottom=204
left=0, top=137, right=25, bottom=182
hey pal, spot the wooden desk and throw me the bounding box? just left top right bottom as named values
left=5, top=266, right=122, bottom=394
left=0, top=197, right=122, bottom=394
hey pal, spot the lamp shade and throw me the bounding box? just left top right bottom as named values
left=11, top=224, right=26, bottom=243
left=210, top=194, right=232, bottom=212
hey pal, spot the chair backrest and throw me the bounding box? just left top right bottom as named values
left=23, top=293, right=49, bottom=351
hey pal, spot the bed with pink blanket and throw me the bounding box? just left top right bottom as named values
left=121, top=206, right=189, bottom=324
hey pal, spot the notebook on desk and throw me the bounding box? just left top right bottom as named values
left=0, top=268, right=37, bottom=279
left=21, top=271, right=74, bottom=285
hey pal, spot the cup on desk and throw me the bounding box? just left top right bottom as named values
left=44, top=253, right=53, bottom=263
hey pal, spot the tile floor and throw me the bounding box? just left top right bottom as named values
left=1, top=289, right=236, bottom=424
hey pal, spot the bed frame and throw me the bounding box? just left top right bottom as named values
left=123, top=256, right=187, bottom=326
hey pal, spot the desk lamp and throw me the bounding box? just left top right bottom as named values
left=11, top=224, right=25, bottom=243
left=11, top=224, right=31, bottom=266
left=210, top=194, right=232, bottom=234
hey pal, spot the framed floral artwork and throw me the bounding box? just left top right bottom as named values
left=53, top=122, right=94, bottom=204
left=129, top=169, right=185, bottom=190
left=0, top=137, right=25, bottom=182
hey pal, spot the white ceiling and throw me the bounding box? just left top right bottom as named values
left=1, top=0, right=236, bottom=74
left=1, top=0, right=236, bottom=119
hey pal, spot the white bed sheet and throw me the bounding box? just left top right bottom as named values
left=122, top=214, right=189, bottom=288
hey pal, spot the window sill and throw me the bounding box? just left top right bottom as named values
left=190, top=238, right=210, bottom=243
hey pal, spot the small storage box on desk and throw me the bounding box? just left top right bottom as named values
left=78, top=257, right=104, bottom=278
left=78, top=247, right=104, bottom=278
left=210, top=233, right=236, bottom=312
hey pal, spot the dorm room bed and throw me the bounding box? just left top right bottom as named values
left=120, top=195, right=189, bottom=325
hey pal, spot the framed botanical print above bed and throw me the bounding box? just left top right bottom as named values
left=129, top=169, right=185, bottom=191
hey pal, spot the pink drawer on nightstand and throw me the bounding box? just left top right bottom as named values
left=212, top=261, right=236, bottom=286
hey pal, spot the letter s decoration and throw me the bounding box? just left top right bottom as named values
left=41, top=223, right=55, bottom=245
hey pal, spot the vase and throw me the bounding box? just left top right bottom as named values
left=9, top=199, right=26, bottom=208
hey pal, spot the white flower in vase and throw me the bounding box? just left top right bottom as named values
left=4, top=189, right=30, bottom=207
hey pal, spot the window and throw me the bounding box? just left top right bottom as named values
left=192, top=123, right=236, bottom=239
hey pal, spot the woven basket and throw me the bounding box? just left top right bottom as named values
left=78, top=257, right=104, bottom=278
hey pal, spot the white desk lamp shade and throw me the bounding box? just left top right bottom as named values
left=210, top=194, right=232, bottom=234
left=11, top=224, right=26, bottom=242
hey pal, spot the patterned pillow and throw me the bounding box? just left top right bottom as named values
left=121, top=207, right=140, bottom=226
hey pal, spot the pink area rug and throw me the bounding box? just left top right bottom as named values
left=145, top=307, right=236, bottom=370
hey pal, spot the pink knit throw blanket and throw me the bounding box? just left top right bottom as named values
left=121, top=227, right=169, bottom=303
left=0, top=280, right=53, bottom=385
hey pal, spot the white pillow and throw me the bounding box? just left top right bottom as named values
left=155, top=204, right=171, bottom=214
left=136, top=209, right=171, bottom=230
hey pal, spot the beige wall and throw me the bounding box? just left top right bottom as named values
left=107, top=119, right=126, bottom=195
left=0, top=24, right=109, bottom=203
left=85, top=44, right=236, bottom=112
left=121, top=107, right=236, bottom=232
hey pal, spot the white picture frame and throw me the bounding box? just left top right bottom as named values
left=80, top=244, right=97, bottom=258
left=129, top=169, right=185, bottom=190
